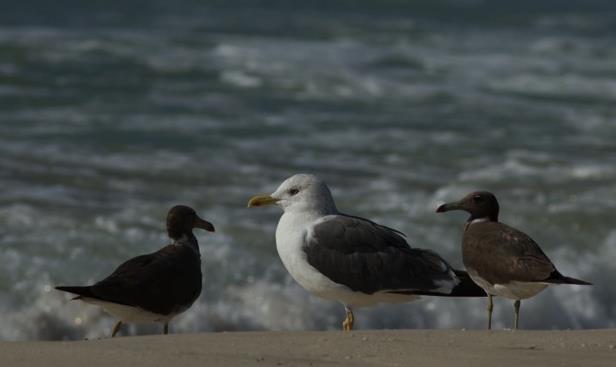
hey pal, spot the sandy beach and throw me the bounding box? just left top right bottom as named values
left=3, top=329, right=615, bottom=367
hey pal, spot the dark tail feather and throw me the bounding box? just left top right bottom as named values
left=447, top=270, right=487, bottom=297
left=392, top=270, right=487, bottom=297
left=55, top=286, right=95, bottom=300
left=547, top=271, right=592, bottom=286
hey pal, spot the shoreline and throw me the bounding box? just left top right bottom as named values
left=3, top=329, right=616, bottom=367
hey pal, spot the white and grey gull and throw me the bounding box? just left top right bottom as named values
left=248, top=174, right=485, bottom=330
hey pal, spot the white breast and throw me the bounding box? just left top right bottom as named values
left=467, top=272, right=549, bottom=300
left=275, top=212, right=419, bottom=308
left=81, top=298, right=177, bottom=323
left=275, top=212, right=343, bottom=296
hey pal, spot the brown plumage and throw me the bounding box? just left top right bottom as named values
left=463, top=221, right=588, bottom=285
left=57, top=244, right=202, bottom=315
left=437, top=191, right=590, bottom=329
left=56, top=205, right=214, bottom=337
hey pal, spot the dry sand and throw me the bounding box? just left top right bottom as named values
left=3, top=329, right=615, bottom=367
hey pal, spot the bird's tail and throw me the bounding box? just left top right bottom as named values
left=55, top=286, right=94, bottom=300
left=397, top=270, right=487, bottom=297
left=546, top=271, right=592, bottom=286
left=446, top=270, right=487, bottom=297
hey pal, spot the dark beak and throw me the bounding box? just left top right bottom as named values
left=194, top=217, right=215, bottom=232
left=436, top=201, right=464, bottom=213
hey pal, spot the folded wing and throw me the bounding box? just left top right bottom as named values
left=465, top=223, right=559, bottom=284
left=56, top=245, right=202, bottom=315
left=303, top=214, right=482, bottom=296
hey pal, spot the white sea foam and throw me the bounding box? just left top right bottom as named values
left=0, top=6, right=614, bottom=340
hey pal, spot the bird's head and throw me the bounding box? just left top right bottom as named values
left=436, top=191, right=500, bottom=222
left=166, top=205, right=215, bottom=240
left=247, top=173, right=337, bottom=214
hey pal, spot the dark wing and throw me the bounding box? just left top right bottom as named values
left=463, top=222, right=557, bottom=284
left=86, top=245, right=201, bottom=315
left=303, top=214, right=461, bottom=295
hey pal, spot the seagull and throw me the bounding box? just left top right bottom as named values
left=436, top=191, right=591, bottom=329
left=247, top=174, right=485, bottom=331
left=56, top=205, right=214, bottom=337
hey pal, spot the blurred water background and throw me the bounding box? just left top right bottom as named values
left=1, top=0, right=615, bottom=340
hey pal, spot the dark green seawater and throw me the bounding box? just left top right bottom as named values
left=1, top=1, right=615, bottom=340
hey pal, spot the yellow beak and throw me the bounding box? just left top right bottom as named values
left=247, top=194, right=279, bottom=208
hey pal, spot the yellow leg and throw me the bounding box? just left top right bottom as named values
left=487, top=294, right=493, bottom=330
left=342, top=306, right=354, bottom=331
left=111, top=321, right=122, bottom=338
left=163, top=323, right=169, bottom=335
left=513, top=300, right=521, bottom=330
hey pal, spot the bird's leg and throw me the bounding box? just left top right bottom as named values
left=487, top=294, right=493, bottom=330
left=111, top=321, right=122, bottom=338
left=342, top=306, right=354, bottom=331
left=513, top=300, right=521, bottom=330
left=163, top=322, right=169, bottom=335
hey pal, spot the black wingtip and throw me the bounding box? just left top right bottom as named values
left=546, top=271, right=592, bottom=286
left=395, top=270, right=487, bottom=298
left=55, top=286, right=94, bottom=298
left=448, top=270, right=487, bottom=297
left=556, top=276, right=592, bottom=286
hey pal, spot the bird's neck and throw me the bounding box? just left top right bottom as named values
left=464, top=215, right=498, bottom=231
left=172, top=232, right=200, bottom=254
left=285, top=208, right=325, bottom=222
left=284, top=198, right=338, bottom=217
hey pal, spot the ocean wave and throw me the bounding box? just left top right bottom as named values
left=1, top=2, right=615, bottom=341
left=485, top=74, right=616, bottom=102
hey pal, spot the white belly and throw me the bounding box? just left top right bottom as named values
left=275, top=213, right=419, bottom=308
left=276, top=214, right=348, bottom=297
left=81, top=298, right=177, bottom=323
left=468, top=274, right=549, bottom=300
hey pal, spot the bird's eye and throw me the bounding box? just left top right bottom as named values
left=288, top=188, right=299, bottom=196
left=472, top=195, right=484, bottom=203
